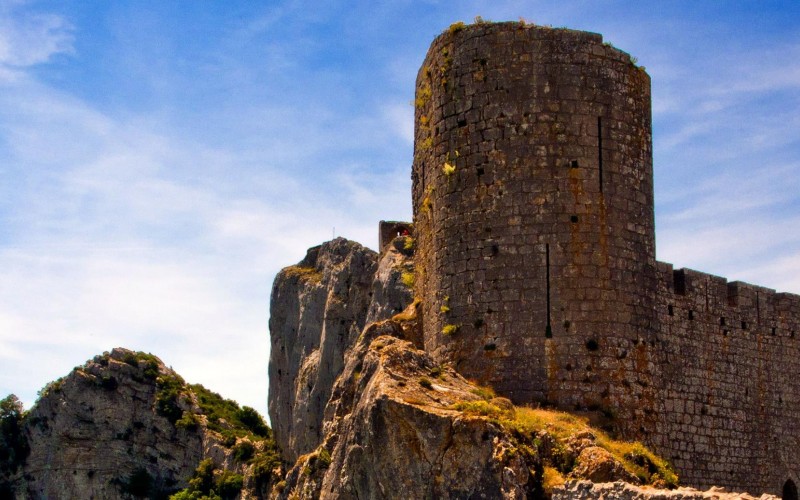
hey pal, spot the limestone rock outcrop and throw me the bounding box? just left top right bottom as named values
left=5, top=348, right=279, bottom=499
left=15, top=348, right=206, bottom=498
left=277, top=319, right=540, bottom=499
left=268, top=237, right=413, bottom=463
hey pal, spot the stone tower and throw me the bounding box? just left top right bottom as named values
left=412, top=22, right=659, bottom=430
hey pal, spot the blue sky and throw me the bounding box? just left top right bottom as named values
left=1, top=0, right=799, bottom=417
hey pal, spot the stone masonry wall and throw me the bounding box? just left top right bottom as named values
left=410, top=21, right=800, bottom=495
left=650, top=263, right=800, bottom=493
left=412, top=22, right=659, bottom=441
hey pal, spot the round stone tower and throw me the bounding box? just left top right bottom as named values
left=412, top=22, right=658, bottom=430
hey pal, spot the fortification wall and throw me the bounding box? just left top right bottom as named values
left=410, top=21, right=800, bottom=494
left=650, top=263, right=800, bottom=492
left=412, top=21, right=658, bottom=435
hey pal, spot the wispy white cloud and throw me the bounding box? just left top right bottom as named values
left=1, top=1, right=799, bottom=419
left=0, top=1, right=73, bottom=70
left=0, top=2, right=419, bottom=413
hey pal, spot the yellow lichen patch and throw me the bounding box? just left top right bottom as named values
left=441, top=324, right=458, bottom=335
left=442, top=162, right=456, bottom=177
left=542, top=466, right=565, bottom=494
left=448, top=21, right=466, bottom=34
left=283, top=265, right=323, bottom=283
left=415, top=81, right=432, bottom=108
left=400, top=271, right=415, bottom=288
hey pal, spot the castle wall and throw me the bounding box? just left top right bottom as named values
left=651, top=263, right=800, bottom=492
left=412, top=22, right=659, bottom=435
left=410, top=21, right=800, bottom=494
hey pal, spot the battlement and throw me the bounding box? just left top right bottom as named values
left=656, top=261, right=800, bottom=338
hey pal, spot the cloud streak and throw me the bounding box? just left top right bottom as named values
left=0, top=1, right=798, bottom=419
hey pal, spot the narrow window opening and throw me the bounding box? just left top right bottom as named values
left=741, top=321, right=748, bottom=330
left=688, top=310, right=694, bottom=321
left=457, top=118, right=467, bottom=128
left=756, top=291, right=761, bottom=324
left=570, top=159, right=579, bottom=168
left=771, top=327, right=777, bottom=336
left=720, top=317, right=726, bottom=326
left=570, top=215, right=579, bottom=223
left=668, top=305, right=674, bottom=316
left=783, top=479, right=798, bottom=500
left=476, top=166, right=485, bottom=176
left=673, top=270, right=687, bottom=296
left=597, top=117, right=604, bottom=193
left=545, top=244, right=552, bottom=338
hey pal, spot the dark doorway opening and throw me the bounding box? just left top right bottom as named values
left=783, top=479, right=798, bottom=500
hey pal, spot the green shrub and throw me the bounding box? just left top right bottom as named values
left=155, top=374, right=185, bottom=424
left=419, top=377, right=433, bottom=390
left=0, top=394, right=29, bottom=476
left=175, top=411, right=199, bottom=431
left=451, top=400, right=506, bottom=418
left=233, top=441, right=255, bottom=462
left=237, top=406, right=269, bottom=437
left=251, top=445, right=282, bottom=489
left=216, top=470, right=243, bottom=499
left=470, top=386, right=496, bottom=401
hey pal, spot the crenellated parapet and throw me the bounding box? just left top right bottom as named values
left=656, top=262, right=800, bottom=338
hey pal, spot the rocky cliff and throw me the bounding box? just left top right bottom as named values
left=270, top=307, right=697, bottom=499
left=268, top=237, right=413, bottom=463
left=2, top=348, right=281, bottom=499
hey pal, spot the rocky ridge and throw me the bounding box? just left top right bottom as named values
left=2, top=348, right=280, bottom=499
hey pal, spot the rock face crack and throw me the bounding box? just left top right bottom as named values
left=269, top=237, right=413, bottom=463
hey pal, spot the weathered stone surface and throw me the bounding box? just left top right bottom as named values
left=365, top=237, right=415, bottom=325
left=4, top=348, right=270, bottom=499
left=5, top=348, right=279, bottom=499
left=570, top=447, right=639, bottom=484
left=277, top=320, right=538, bottom=499
left=553, top=480, right=779, bottom=500
left=14, top=348, right=206, bottom=498
left=268, top=237, right=414, bottom=463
